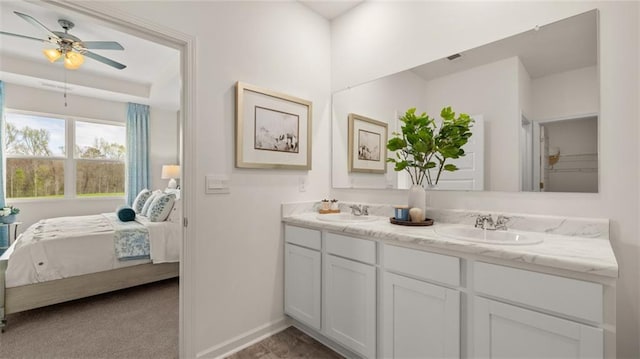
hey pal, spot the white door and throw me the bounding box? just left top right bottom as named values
left=284, top=243, right=321, bottom=330
left=474, top=297, right=603, bottom=359
left=324, top=254, right=376, bottom=358
left=430, top=115, right=485, bottom=190
left=382, top=272, right=460, bottom=359
left=520, top=114, right=533, bottom=191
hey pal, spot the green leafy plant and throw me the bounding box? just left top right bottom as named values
left=386, top=107, right=474, bottom=186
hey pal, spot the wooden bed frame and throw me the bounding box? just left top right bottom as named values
left=0, top=245, right=179, bottom=331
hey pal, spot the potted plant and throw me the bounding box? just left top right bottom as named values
left=0, top=206, right=20, bottom=224
left=387, top=107, right=473, bottom=215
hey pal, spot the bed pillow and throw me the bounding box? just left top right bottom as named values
left=148, top=193, right=176, bottom=222
left=141, top=190, right=163, bottom=216
left=117, top=206, right=136, bottom=222
left=132, top=189, right=152, bottom=214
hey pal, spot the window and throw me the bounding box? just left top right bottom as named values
left=5, top=111, right=126, bottom=199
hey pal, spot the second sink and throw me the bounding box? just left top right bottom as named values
left=435, top=225, right=543, bottom=245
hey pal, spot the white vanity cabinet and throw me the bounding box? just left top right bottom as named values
left=323, top=233, right=377, bottom=359
left=284, top=226, right=321, bottom=330
left=283, top=226, right=377, bottom=358
left=474, top=297, right=603, bottom=358
left=382, top=244, right=461, bottom=359
left=472, top=262, right=605, bottom=359
left=283, top=220, right=614, bottom=359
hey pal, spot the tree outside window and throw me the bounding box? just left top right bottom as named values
left=5, top=112, right=126, bottom=199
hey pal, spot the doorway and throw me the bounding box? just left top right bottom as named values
left=31, top=1, right=195, bottom=357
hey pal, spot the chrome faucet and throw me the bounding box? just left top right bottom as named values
left=350, top=204, right=369, bottom=216
left=475, top=214, right=509, bottom=230
left=475, top=214, right=494, bottom=230
left=494, top=215, right=510, bottom=230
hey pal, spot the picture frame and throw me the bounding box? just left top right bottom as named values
left=236, top=81, right=312, bottom=170
left=348, top=113, right=388, bottom=173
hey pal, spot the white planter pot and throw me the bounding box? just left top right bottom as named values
left=407, top=184, right=426, bottom=220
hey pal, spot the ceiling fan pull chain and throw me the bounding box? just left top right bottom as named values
left=63, top=67, right=68, bottom=107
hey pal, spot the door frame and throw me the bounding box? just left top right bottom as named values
left=43, top=1, right=196, bottom=357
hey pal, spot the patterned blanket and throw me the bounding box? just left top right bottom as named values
left=104, top=213, right=151, bottom=260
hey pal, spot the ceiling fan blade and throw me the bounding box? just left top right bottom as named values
left=0, top=30, right=48, bottom=43
left=14, top=11, right=60, bottom=41
left=83, top=50, right=127, bottom=70
left=82, top=41, right=124, bottom=50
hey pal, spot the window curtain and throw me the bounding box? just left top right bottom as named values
left=126, top=103, right=150, bottom=206
left=0, top=81, right=8, bottom=252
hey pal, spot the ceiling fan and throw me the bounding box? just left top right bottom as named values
left=0, top=11, right=126, bottom=70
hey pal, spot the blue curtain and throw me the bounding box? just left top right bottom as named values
left=0, top=82, right=8, bottom=252
left=126, top=103, right=150, bottom=206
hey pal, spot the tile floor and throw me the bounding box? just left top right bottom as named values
left=226, top=326, right=344, bottom=359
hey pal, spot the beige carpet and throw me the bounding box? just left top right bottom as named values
left=0, top=278, right=178, bottom=359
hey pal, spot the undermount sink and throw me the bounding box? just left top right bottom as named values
left=316, top=213, right=380, bottom=223
left=435, top=225, right=543, bottom=245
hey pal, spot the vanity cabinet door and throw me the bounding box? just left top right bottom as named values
left=284, top=243, right=321, bottom=330
left=382, top=272, right=460, bottom=359
left=474, top=297, right=603, bottom=359
left=324, top=254, right=376, bottom=359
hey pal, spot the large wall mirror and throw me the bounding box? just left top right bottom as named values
left=332, top=9, right=599, bottom=193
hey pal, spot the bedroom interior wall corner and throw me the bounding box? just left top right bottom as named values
left=39, top=1, right=198, bottom=358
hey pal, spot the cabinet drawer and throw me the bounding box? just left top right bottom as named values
left=383, top=244, right=460, bottom=286
left=325, top=232, right=376, bottom=264
left=285, top=225, right=321, bottom=250
left=474, top=262, right=603, bottom=323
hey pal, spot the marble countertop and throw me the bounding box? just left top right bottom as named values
left=282, top=209, right=619, bottom=279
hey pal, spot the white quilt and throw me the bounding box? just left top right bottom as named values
left=5, top=214, right=180, bottom=288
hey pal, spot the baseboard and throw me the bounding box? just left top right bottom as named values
left=197, top=317, right=289, bottom=359
left=289, top=318, right=364, bottom=359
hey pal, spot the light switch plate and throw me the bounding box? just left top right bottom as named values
left=206, top=175, right=230, bottom=194
left=298, top=176, right=307, bottom=192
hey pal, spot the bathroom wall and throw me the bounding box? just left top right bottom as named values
left=532, top=66, right=599, bottom=120
left=423, top=56, right=520, bottom=192
left=332, top=69, right=425, bottom=189
left=332, top=2, right=639, bottom=357
left=84, top=1, right=332, bottom=357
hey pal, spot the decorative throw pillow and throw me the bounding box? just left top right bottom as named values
left=132, top=189, right=151, bottom=214
left=148, top=193, right=176, bottom=222
left=117, top=206, right=136, bottom=222
left=141, top=190, right=163, bottom=216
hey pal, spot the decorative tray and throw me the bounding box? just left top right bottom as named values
left=389, top=217, right=434, bottom=226
left=319, top=209, right=340, bottom=214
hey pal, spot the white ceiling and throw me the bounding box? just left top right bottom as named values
left=0, top=1, right=362, bottom=110
left=299, top=1, right=363, bottom=20
left=411, top=10, right=597, bottom=81
left=0, top=1, right=181, bottom=111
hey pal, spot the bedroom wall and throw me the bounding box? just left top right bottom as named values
left=331, top=2, right=639, bottom=357
left=3, top=83, right=178, bottom=231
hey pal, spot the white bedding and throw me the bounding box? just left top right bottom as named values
left=5, top=213, right=180, bottom=288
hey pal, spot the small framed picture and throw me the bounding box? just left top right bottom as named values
left=236, top=82, right=312, bottom=170
left=348, top=113, right=387, bottom=173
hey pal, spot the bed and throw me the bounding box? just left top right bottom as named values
left=0, top=204, right=181, bottom=331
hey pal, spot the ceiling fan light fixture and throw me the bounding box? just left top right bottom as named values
left=43, top=48, right=62, bottom=63
left=64, top=51, right=84, bottom=70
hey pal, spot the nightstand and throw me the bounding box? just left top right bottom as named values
left=0, top=221, right=22, bottom=248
